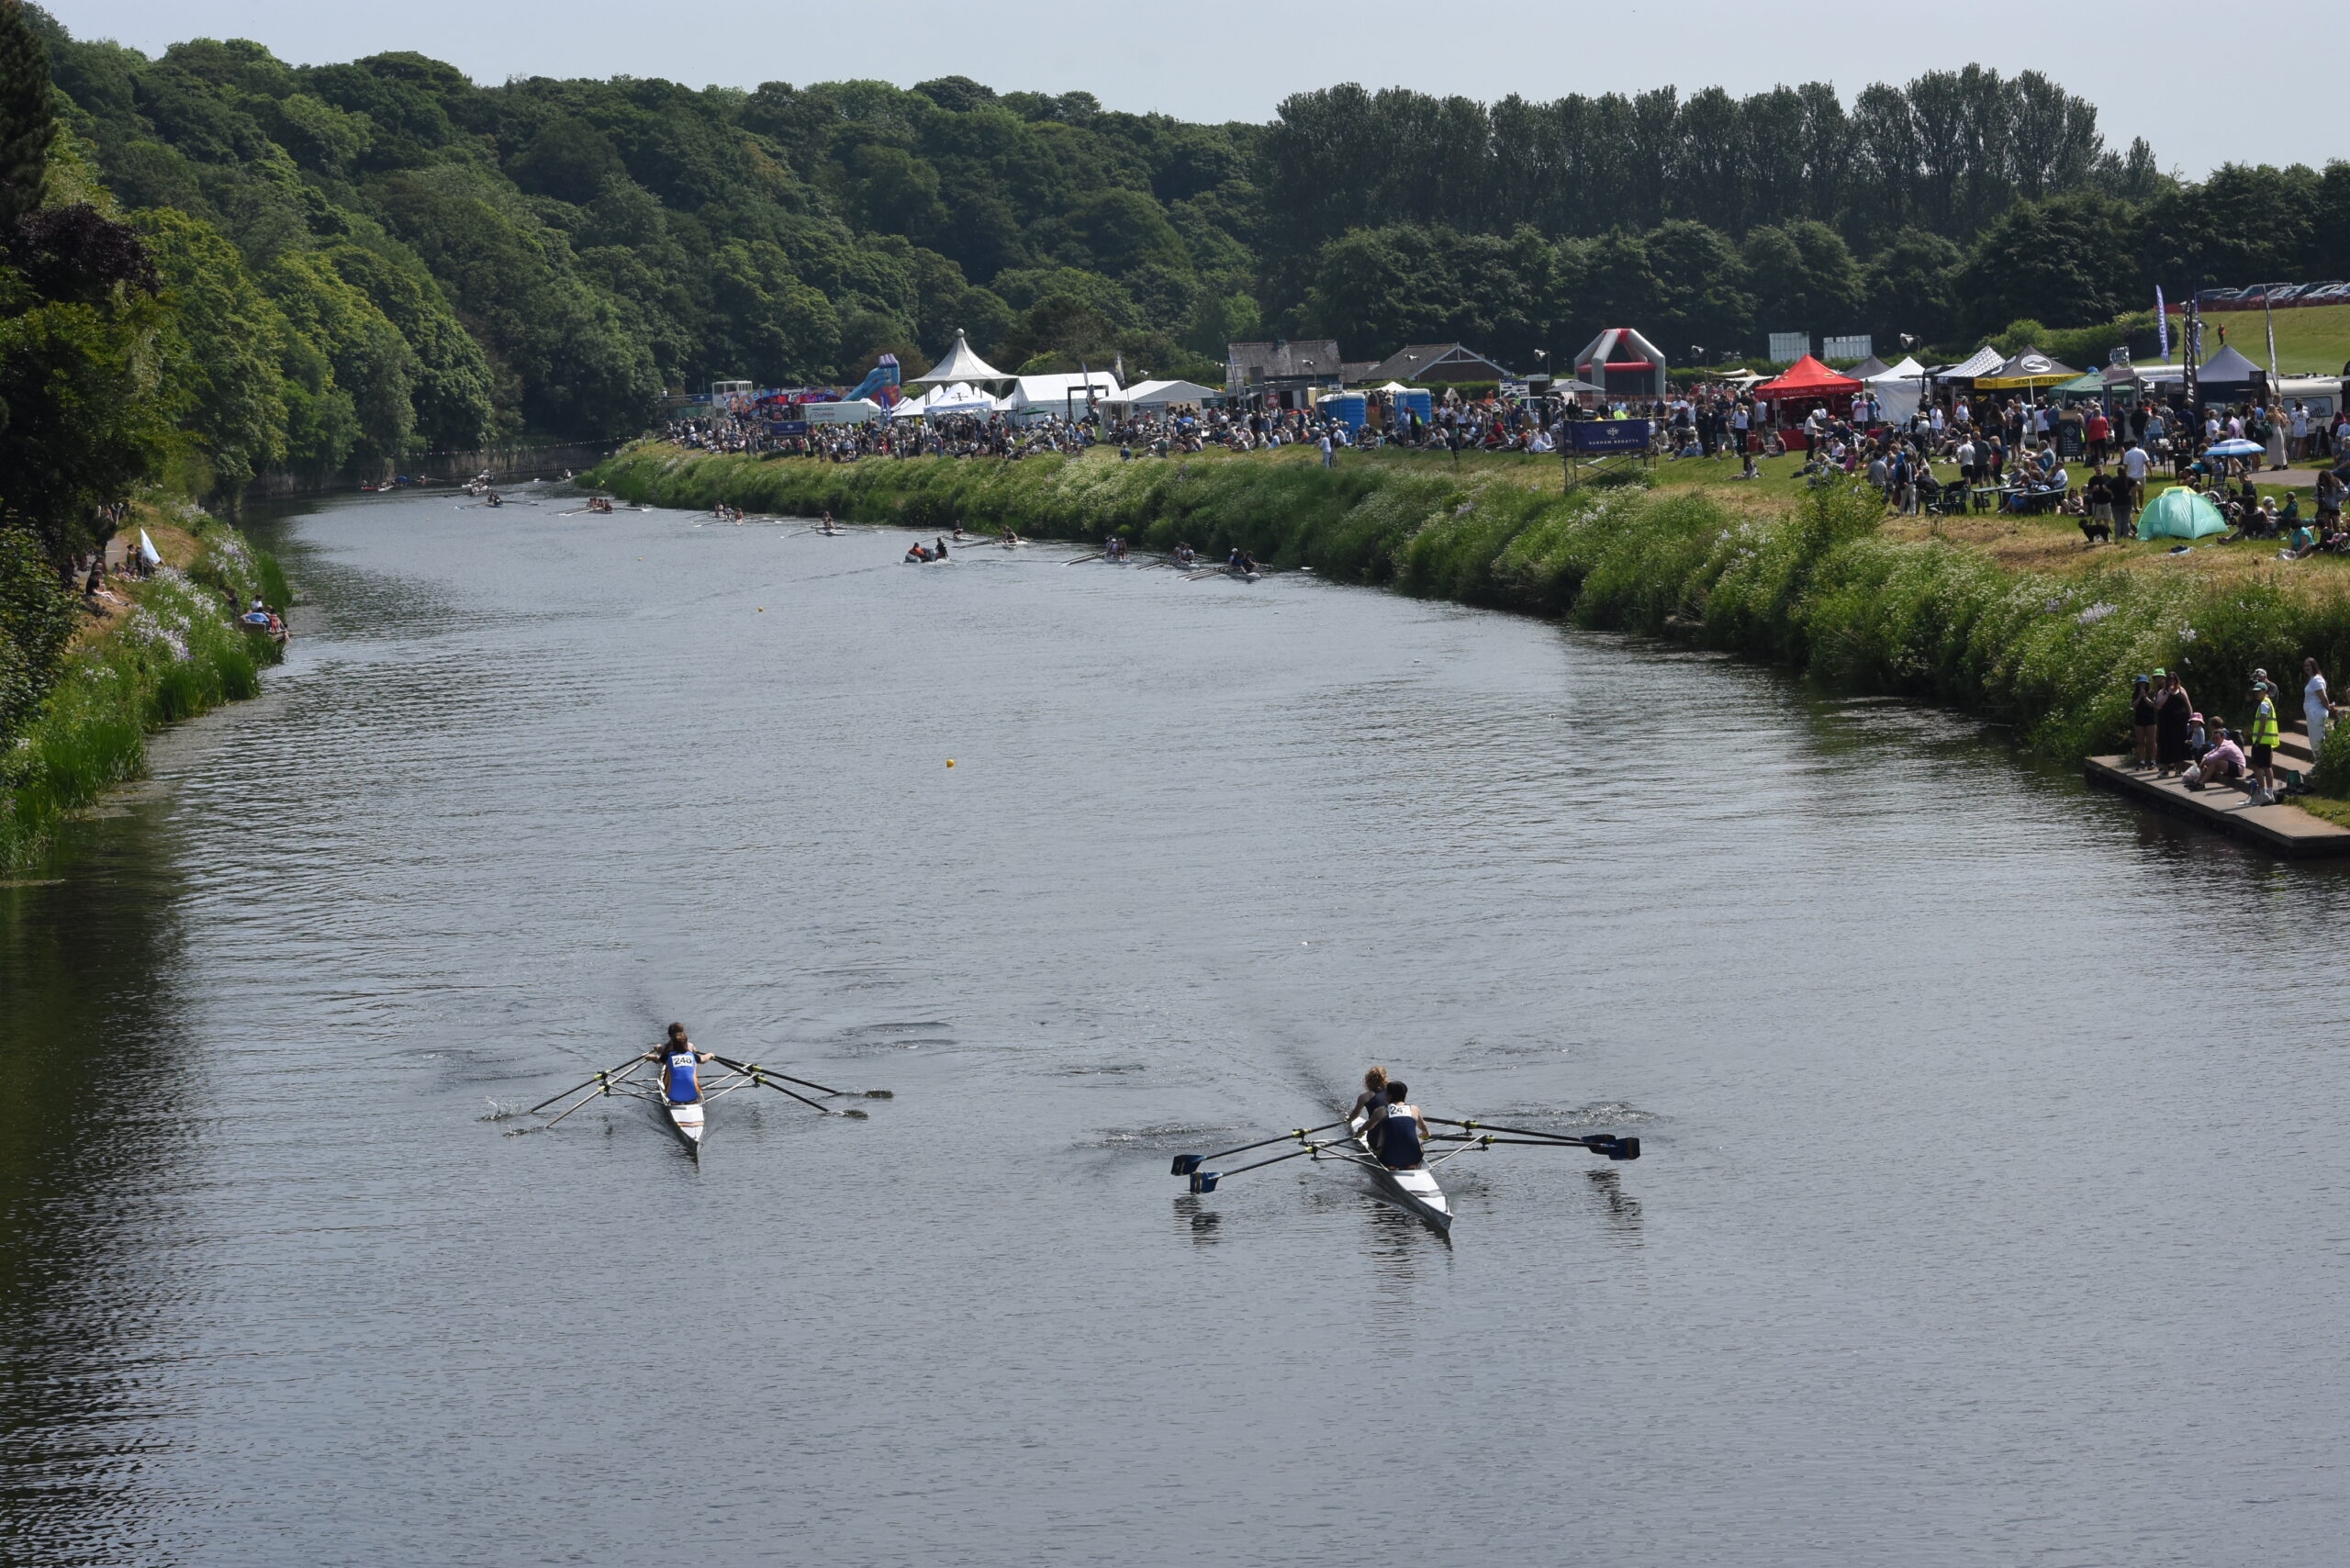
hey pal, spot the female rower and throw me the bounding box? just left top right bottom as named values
left=1351, top=1067, right=1391, bottom=1154
left=648, top=1024, right=714, bottom=1105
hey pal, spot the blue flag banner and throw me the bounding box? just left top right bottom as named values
left=1571, top=420, right=1651, bottom=454
left=2156, top=286, right=2168, bottom=361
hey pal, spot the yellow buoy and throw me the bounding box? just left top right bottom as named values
left=946, top=759, right=956, bottom=768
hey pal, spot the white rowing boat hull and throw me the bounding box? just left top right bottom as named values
left=1349, top=1112, right=1450, bottom=1232
left=663, top=1095, right=705, bottom=1153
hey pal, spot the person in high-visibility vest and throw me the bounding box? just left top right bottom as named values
left=2248, top=673, right=2282, bottom=798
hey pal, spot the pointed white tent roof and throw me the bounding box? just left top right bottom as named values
left=912, top=330, right=1010, bottom=385
left=1868, top=356, right=1926, bottom=381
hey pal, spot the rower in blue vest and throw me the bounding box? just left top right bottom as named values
left=648, top=1023, right=714, bottom=1103
left=1377, top=1081, right=1429, bottom=1170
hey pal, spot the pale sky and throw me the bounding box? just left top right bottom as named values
left=46, top=0, right=2324, bottom=179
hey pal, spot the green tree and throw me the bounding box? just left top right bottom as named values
left=0, top=0, right=50, bottom=230
left=134, top=207, right=291, bottom=489
left=1957, top=193, right=2135, bottom=333
left=1864, top=230, right=1964, bottom=348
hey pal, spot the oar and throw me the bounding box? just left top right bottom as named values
left=1170, top=1118, right=1350, bottom=1177
left=543, top=1061, right=649, bottom=1127
left=1064, top=553, right=1105, bottom=566
left=1426, top=1117, right=1640, bottom=1159
left=706, top=1056, right=873, bottom=1117
left=1181, top=1137, right=1350, bottom=1193
left=706, top=1055, right=890, bottom=1100
left=531, top=1052, right=653, bottom=1114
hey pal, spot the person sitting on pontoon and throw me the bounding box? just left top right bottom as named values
left=647, top=1024, right=714, bottom=1103
left=1376, top=1081, right=1429, bottom=1170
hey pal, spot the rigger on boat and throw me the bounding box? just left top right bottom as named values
left=1171, top=1067, right=1639, bottom=1233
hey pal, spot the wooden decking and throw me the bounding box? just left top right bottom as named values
left=2084, top=721, right=2350, bottom=857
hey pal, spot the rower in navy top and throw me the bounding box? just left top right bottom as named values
left=648, top=1022, right=714, bottom=1103
left=1377, top=1081, right=1427, bottom=1170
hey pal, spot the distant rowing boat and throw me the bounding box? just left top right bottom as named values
left=528, top=1049, right=893, bottom=1158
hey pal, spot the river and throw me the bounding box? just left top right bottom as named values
left=5, top=487, right=2348, bottom=1567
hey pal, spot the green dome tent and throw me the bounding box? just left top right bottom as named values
left=2138, top=487, right=2227, bottom=540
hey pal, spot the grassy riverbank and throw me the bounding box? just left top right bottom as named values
left=1, top=509, right=288, bottom=870
left=592, top=442, right=2350, bottom=765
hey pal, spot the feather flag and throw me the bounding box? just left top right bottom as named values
left=2155, top=286, right=2168, bottom=360
left=2266, top=296, right=2279, bottom=379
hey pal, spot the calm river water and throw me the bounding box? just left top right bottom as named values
left=6, top=487, right=2349, bottom=1567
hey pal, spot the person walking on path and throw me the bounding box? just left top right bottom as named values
left=2155, top=669, right=2194, bottom=778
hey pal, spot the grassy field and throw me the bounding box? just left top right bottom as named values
left=2190, top=303, right=2350, bottom=375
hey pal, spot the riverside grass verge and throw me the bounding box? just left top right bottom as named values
left=1, top=509, right=288, bottom=870
left=591, top=442, right=2350, bottom=775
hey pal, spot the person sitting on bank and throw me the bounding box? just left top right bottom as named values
left=2184, top=728, right=2246, bottom=791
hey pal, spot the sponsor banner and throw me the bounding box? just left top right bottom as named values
left=1570, top=420, right=1652, bottom=454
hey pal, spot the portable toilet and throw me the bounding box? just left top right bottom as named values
left=1318, top=392, right=1368, bottom=431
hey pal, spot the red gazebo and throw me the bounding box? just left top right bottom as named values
left=1751, top=354, right=1864, bottom=448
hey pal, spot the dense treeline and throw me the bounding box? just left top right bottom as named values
left=23, top=6, right=2350, bottom=494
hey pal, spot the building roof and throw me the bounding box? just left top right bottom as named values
left=1226, top=340, right=1344, bottom=384
left=913, top=329, right=1010, bottom=384
left=1340, top=361, right=1380, bottom=385
left=1363, top=343, right=1515, bottom=383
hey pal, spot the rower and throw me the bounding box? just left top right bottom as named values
left=1376, top=1081, right=1428, bottom=1170
left=1001, top=527, right=1020, bottom=544
left=934, top=535, right=950, bottom=559
left=648, top=1024, right=714, bottom=1104
left=1351, top=1066, right=1391, bottom=1153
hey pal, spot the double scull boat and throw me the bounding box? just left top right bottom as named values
left=1174, top=1105, right=1638, bottom=1233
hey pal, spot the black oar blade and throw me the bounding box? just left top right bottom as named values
left=840, top=1107, right=869, bottom=1120
left=1591, top=1135, right=1639, bottom=1160
left=1189, top=1171, right=1220, bottom=1193
left=1171, top=1154, right=1204, bottom=1177
left=860, top=1090, right=894, bottom=1099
